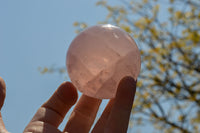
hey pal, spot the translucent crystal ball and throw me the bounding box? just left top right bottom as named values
left=66, top=24, right=141, bottom=99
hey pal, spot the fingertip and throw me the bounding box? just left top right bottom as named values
left=119, top=76, right=136, bottom=87
left=117, top=76, right=136, bottom=96
left=56, top=82, right=78, bottom=106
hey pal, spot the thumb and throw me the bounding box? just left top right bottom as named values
left=0, top=77, right=8, bottom=133
left=0, top=77, right=6, bottom=110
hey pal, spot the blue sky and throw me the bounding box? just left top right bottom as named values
left=0, top=0, right=109, bottom=132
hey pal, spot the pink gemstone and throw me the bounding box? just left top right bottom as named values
left=66, top=24, right=141, bottom=99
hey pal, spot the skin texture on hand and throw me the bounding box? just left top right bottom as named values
left=0, top=76, right=136, bottom=133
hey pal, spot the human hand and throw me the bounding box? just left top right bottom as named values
left=0, top=76, right=136, bottom=133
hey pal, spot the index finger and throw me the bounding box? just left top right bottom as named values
left=27, top=82, right=78, bottom=128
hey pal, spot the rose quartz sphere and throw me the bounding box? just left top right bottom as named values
left=66, top=24, right=141, bottom=99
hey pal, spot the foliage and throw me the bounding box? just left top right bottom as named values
left=41, top=0, right=200, bottom=132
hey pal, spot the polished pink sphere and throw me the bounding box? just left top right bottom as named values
left=66, top=24, right=141, bottom=99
